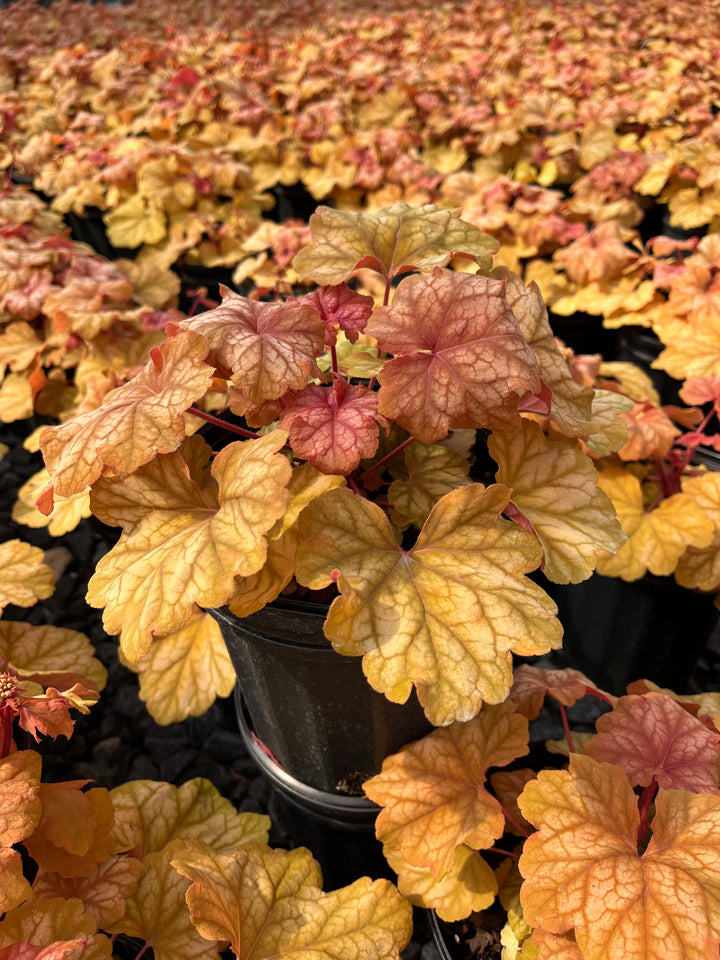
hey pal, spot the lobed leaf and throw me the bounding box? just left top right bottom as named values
left=490, top=420, right=625, bottom=583
left=87, top=433, right=292, bottom=661
left=296, top=485, right=561, bottom=725
left=172, top=840, right=412, bottom=960
left=364, top=701, right=528, bottom=878
left=519, top=754, right=720, bottom=960
left=368, top=269, right=541, bottom=444
left=293, top=203, right=499, bottom=284
left=32, top=854, right=144, bottom=929
left=38, top=330, right=214, bottom=505
left=509, top=664, right=606, bottom=720
left=0, top=540, right=54, bottom=613
left=584, top=692, right=720, bottom=793
left=173, top=286, right=325, bottom=403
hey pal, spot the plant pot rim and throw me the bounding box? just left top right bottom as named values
left=211, top=597, right=332, bottom=651
left=235, top=689, right=380, bottom=819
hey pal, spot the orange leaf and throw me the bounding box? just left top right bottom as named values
left=0, top=541, right=54, bottom=613
left=519, top=754, right=720, bottom=960
left=0, top=750, right=42, bottom=847
left=0, top=940, right=86, bottom=960
left=39, top=331, right=214, bottom=503
left=0, top=846, right=32, bottom=914
left=173, top=286, right=324, bottom=403
left=0, top=898, right=108, bottom=958
left=585, top=693, right=720, bottom=793
left=509, top=664, right=607, bottom=720
left=364, top=702, right=528, bottom=878
left=369, top=269, right=541, bottom=444
left=280, top=380, right=386, bottom=474
left=293, top=203, right=499, bottom=284
left=32, top=854, right=143, bottom=929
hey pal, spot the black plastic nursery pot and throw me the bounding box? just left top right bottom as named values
left=64, top=206, right=138, bottom=261
left=541, top=572, right=719, bottom=696
left=210, top=599, right=433, bottom=794
left=547, top=309, right=617, bottom=359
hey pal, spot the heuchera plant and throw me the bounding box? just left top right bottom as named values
left=0, top=536, right=411, bottom=959
left=364, top=663, right=720, bottom=960
left=37, top=202, right=626, bottom=727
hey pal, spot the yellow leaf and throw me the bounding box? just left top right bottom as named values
left=87, top=433, right=292, bottom=661
left=598, top=362, right=661, bottom=405
left=0, top=540, right=54, bottom=613
left=107, top=841, right=220, bottom=960
left=39, top=331, right=214, bottom=503
left=296, top=485, right=561, bottom=725
left=110, top=778, right=269, bottom=858
left=13, top=467, right=91, bottom=537
left=132, top=611, right=236, bottom=725
left=668, top=188, right=720, bottom=230
left=0, top=621, right=107, bottom=691
left=0, top=897, right=110, bottom=958
left=385, top=845, right=497, bottom=921
left=172, top=840, right=412, bottom=960
left=0, top=372, right=34, bottom=423
left=583, top=389, right=633, bottom=456
left=490, top=420, right=625, bottom=583
left=104, top=194, right=167, bottom=248
left=0, top=750, right=42, bottom=847
left=293, top=203, right=499, bottom=284
left=365, top=702, right=528, bottom=878
left=676, top=473, right=720, bottom=592
left=596, top=467, right=714, bottom=580
left=654, top=314, right=720, bottom=380
left=388, top=443, right=472, bottom=529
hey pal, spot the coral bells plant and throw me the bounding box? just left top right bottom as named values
left=364, top=664, right=720, bottom=960
left=36, top=202, right=626, bottom=727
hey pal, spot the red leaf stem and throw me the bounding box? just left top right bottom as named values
left=357, top=435, right=415, bottom=484
left=500, top=802, right=531, bottom=839
left=187, top=407, right=259, bottom=439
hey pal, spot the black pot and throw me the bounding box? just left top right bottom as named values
left=236, top=690, right=391, bottom=889
left=615, top=326, right=683, bottom=405
left=547, top=309, right=617, bottom=359
left=172, top=263, right=247, bottom=315
left=209, top=599, right=433, bottom=793
left=266, top=182, right=322, bottom=223
left=541, top=572, right=719, bottom=696
left=64, top=206, right=138, bottom=261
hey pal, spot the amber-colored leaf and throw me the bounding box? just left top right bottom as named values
left=172, top=840, right=413, bottom=960
left=122, top=610, right=236, bottom=725
left=298, top=283, right=374, bottom=345
left=13, top=467, right=92, bottom=538
left=173, top=287, right=324, bottom=403
left=293, top=203, right=499, bottom=284
left=296, top=485, right=561, bottom=725
left=39, top=331, right=214, bottom=503
left=107, top=841, right=220, bottom=960
left=104, top=194, right=167, bottom=248
left=32, top=854, right=143, bottom=928
left=24, top=783, right=116, bottom=878
left=388, top=443, right=472, bottom=530
left=364, top=702, right=528, bottom=877
left=585, top=692, right=720, bottom=793
left=618, top=402, right=680, bottom=460
left=368, top=269, right=541, bottom=444
left=227, top=464, right=345, bottom=616
left=110, top=778, right=269, bottom=858
left=280, top=380, right=385, bottom=474
left=596, top=467, right=714, bottom=580
left=490, top=420, right=625, bottom=583
left=509, top=664, right=606, bottom=720
left=531, top=929, right=582, bottom=960
left=0, top=372, right=34, bottom=423
left=0, top=898, right=107, bottom=958
left=0, top=751, right=42, bottom=846
left=0, top=540, right=54, bottom=612
left=87, top=433, right=292, bottom=661
left=676, top=473, right=720, bottom=592
left=0, top=621, right=107, bottom=691
left=490, top=268, right=593, bottom=436
left=0, top=846, right=33, bottom=914
left=519, top=754, right=720, bottom=960
left=384, top=845, right=497, bottom=921
left=18, top=689, right=76, bottom=743
left=0, top=940, right=87, bottom=960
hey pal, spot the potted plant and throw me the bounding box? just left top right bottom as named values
left=34, top=200, right=625, bottom=868
left=363, top=660, right=720, bottom=960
